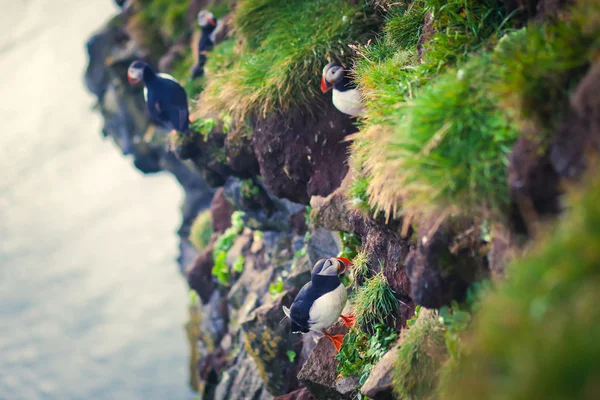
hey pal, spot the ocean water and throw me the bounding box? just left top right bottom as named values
left=0, top=0, right=195, bottom=399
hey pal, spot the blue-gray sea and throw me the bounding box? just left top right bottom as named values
left=0, top=0, right=195, bottom=398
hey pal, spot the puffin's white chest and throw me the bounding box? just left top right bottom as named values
left=332, top=88, right=363, bottom=116
left=308, top=283, right=347, bottom=331
left=143, top=72, right=178, bottom=102
left=210, top=20, right=223, bottom=44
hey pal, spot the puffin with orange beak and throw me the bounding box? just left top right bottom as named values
left=283, top=257, right=355, bottom=351
left=321, top=62, right=363, bottom=117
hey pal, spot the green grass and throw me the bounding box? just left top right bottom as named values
left=383, top=1, right=426, bottom=49
left=352, top=270, right=398, bottom=330
left=393, top=309, right=447, bottom=400
left=212, top=211, right=245, bottom=286
left=137, top=0, right=191, bottom=41
left=351, top=250, right=371, bottom=283
left=201, top=0, right=379, bottom=121
left=437, top=170, right=600, bottom=399
left=189, top=210, right=213, bottom=251
left=493, top=2, right=600, bottom=132
left=337, top=323, right=398, bottom=385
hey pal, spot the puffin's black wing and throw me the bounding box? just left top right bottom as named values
left=289, top=282, right=313, bottom=333
left=148, top=77, right=190, bottom=133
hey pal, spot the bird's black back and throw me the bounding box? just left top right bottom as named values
left=333, top=74, right=357, bottom=92
left=288, top=275, right=341, bottom=333
left=146, top=76, right=189, bottom=133
left=198, top=24, right=216, bottom=53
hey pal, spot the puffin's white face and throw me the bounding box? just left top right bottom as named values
left=127, top=61, right=145, bottom=84
left=316, top=258, right=351, bottom=276
left=197, top=10, right=216, bottom=28
left=321, top=62, right=344, bottom=93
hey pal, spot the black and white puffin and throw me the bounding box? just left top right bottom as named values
left=190, top=10, right=226, bottom=79
left=127, top=60, right=190, bottom=135
left=283, top=257, right=355, bottom=351
left=321, top=62, right=363, bottom=117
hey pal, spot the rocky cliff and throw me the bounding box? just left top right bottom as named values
left=84, top=0, right=600, bottom=399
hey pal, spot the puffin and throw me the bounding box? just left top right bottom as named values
left=283, top=257, right=355, bottom=351
left=190, top=10, right=225, bottom=79
left=127, top=60, right=190, bottom=135
left=321, top=62, right=363, bottom=117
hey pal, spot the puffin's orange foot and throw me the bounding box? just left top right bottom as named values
left=324, top=333, right=345, bottom=352
left=189, top=115, right=195, bottom=123
left=340, top=314, right=355, bottom=328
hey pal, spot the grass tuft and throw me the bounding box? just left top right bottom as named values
left=353, top=270, right=398, bottom=330
left=201, top=0, right=378, bottom=121
left=393, top=309, right=447, bottom=400
left=437, top=169, right=600, bottom=399
left=189, top=210, right=213, bottom=252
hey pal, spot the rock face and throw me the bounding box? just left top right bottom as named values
left=360, top=347, right=397, bottom=399
left=253, top=102, right=358, bottom=204
left=297, top=322, right=353, bottom=400
left=406, top=218, right=488, bottom=308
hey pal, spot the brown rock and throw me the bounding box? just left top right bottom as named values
left=360, top=347, right=397, bottom=399
left=310, top=172, right=354, bottom=233
left=274, top=387, right=315, bottom=400
left=186, top=245, right=215, bottom=304
left=297, top=322, right=353, bottom=400
left=405, top=218, right=488, bottom=308
left=252, top=101, right=358, bottom=204
left=241, top=291, right=303, bottom=396
left=211, top=187, right=233, bottom=233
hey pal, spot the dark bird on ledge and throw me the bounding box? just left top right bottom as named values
left=127, top=60, right=190, bottom=135
left=190, top=10, right=226, bottom=79
left=321, top=62, right=363, bottom=117
left=283, top=257, right=355, bottom=351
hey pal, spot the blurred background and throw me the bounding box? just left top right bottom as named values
left=0, top=0, right=195, bottom=398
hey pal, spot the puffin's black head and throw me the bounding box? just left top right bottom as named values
left=197, top=10, right=217, bottom=28
left=127, top=60, right=147, bottom=84
left=312, top=257, right=352, bottom=278
left=321, top=62, right=345, bottom=93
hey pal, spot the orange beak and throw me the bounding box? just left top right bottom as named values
left=128, top=75, right=140, bottom=85
left=321, top=76, right=332, bottom=93
left=336, top=257, right=352, bottom=274
left=208, top=17, right=216, bottom=26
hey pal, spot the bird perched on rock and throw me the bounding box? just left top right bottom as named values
left=321, top=62, right=363, bottom=117
left=190, top=10, right=226, bottom=79
left=127, top=60, right=190, bottom=135
left=283, top=257, right=354, bottom=351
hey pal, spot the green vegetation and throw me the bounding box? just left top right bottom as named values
left=268, top=276, right=284, bottom=296
left=201, top=0, right=378, bottom=121
left=393, top=309, right=447, bottom=400
left=352, top=270, right=398, bottom=330
left=241, top=179, right=260, bottom=199
left=337, top=271, right=399, bottom=385
left=338, top=231, right=362, bottom=261
left=212, top=211, right=245, bottom=286
left=337, top=323, right=398, bottom=385
left=233, top=255, right=245, bottom=273
left=137, top=0, right=190, bottom=41
left=351, top=250, right=370, bottom=283
left=189, top=210, right=213, bottom=252
left=286, top=350, right=297, bottom=363
left=437, top=172, right=600, bottom=399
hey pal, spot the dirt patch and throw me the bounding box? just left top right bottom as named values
left=252, top=101, right=358, bottom=204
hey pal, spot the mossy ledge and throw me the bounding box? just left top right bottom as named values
left=84, top=0, right=600, bottom=398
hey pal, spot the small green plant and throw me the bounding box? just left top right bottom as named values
left=269, top=276, right=284, bottom=296
left=406, top=305, right=422, bottom=328
left=351, top=250, right=371, bottom=283
left=338, top=231, right=362, bottom=261
left=286, top=350, right=297, bottom=363
left=188, top=289, right=200, bottom=307
left=189, top=210, right=213, bottom=252
left=337, top=323, right=398, bottom=385
left=191, top=118, right=218, bottom=138
left=241, top=179, right=260, bottom=199
left=233, top=255, right=245, bottom=274
left=212, top=211, right=245, bottom=285
left=352, top=270, right=398, bottom=330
